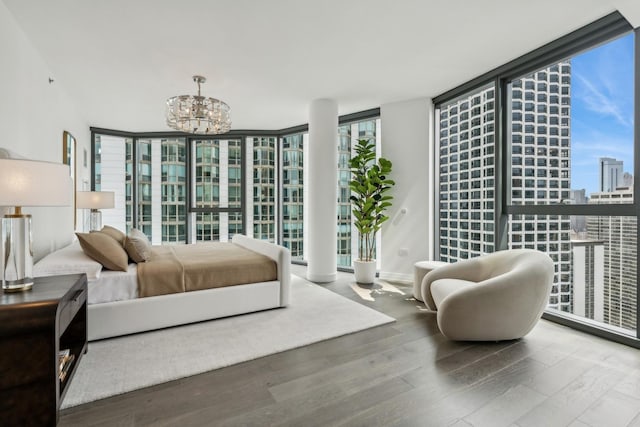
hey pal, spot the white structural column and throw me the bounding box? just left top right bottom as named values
left=307, top=99, right=338, bottom=282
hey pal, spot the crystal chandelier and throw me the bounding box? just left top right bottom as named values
left=166, top=75, right=231, bottom=134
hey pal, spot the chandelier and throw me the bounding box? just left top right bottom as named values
left=166, top=75, right=231, bottom=134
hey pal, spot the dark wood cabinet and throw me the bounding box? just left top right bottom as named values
left=0, top=274, right=88, bottom=426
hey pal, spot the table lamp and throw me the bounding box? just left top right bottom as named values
left=0, top=158, right=72, bottom=292
left=76, top=191, right=115, bottom=232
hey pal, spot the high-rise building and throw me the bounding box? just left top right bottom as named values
left=192, top=139, right=243, bottom=242
left=571, top=236, right=605, bottom=322
left=282, top=134, right=305, bottom=260
left=282, top=118, right=380, bottom=266
left=438, top=61, right=573, bottom=311
left=569, top=189, right=587, bottom=233
left=599, top=157, right=624, bottom=192
left=249, top=137, right=276, bottom=242
left=569, top=189, right=587, bottom=204
left=509, top=63, right=573, bottom=312
left=587, top=188, right=637, bottom=330
left=158, top=140, right=187, bottom=243
left=96, top=136, right=187, bottom=244
left=438, top=85, right=496, bottom=261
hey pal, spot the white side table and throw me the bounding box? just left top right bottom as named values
left=413, top=260, right=448, bottom=301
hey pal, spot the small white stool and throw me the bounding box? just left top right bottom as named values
left=413, top=260, right=447, bottom=301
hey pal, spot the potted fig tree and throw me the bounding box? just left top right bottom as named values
left=349, top=138, right=395, bottom=284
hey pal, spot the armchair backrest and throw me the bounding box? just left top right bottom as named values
left=476, top=249, right=554, bottom=284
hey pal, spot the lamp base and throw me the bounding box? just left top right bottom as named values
left=3, top=278, right=33, bottom=292
left=89, top=209, right=102, bottom=232
left=2, top=213, right=34, bottom=292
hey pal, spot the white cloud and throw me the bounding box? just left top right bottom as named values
left=573, top=72, right=632, bottom=128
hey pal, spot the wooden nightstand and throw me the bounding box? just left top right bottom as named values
left=0, top=274, right=88, bottom=426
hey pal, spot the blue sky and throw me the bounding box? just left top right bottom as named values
left=570, top=33, right=634, bottom=195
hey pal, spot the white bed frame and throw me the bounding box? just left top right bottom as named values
left=87, top=235, right=291, bottom=341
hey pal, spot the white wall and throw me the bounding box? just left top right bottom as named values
left=379, top=98, right=433, bottom=283
left=0, top=2, right=89, bottom=260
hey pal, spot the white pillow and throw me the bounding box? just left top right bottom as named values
left=33, top=241, right=103, bottom=280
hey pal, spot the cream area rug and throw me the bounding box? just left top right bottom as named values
left=62, top=275, right=395, bottom=408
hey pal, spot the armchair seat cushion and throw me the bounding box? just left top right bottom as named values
left=431, top=278, right=474, bottom=308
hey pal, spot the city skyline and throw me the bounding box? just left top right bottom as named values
left=570, top=32, right=634, bottom=195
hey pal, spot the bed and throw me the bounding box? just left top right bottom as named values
left=34, top=234, right=291, bottom=341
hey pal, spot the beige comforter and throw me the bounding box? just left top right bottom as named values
left=137, top=242, right=277, bottom=298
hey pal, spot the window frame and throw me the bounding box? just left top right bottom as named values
left=90, top=108, right=381, bottom=261
left=433, top=11, right=640, bottom=347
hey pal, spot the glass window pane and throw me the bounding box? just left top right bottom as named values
left=282, top=133, right=304, bottom=261
left=250, top=137, right=277, bottom=242
left=337, top=124, right=353, bottom=268
left=438, top=84, right=496, bottom=262
left=509, top=214, right=636, bottom=336
left=94, top=134, right=134, bottom=234
left=137, top=138, right=187, bottom=244
left=508, top=33, right=634, bottom=206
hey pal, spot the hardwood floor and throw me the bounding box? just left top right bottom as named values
left=60, top=266, right=640, bottom=426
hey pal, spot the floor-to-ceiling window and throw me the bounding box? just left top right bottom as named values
left=434, top=12, right=639, bottom=344
left=94, top=135, right=187, bottom=243
left=92, top=112, right=381, bottom=269
left=505, top=33, right=636, bottom=333
left=337, top=124, right=353, bottom=267
left=191, top=138, right=244, bottom=242
left=137, top=138, right=187, bottom=244
left=160, top=140, right=188, bottom=243
left=248, top=136, right=276, bottom=242
left=278, top=115, right=381, bottom=267
left=337, top=118, right=381, bottom=268
left=94, top=134, right=134, bottom=234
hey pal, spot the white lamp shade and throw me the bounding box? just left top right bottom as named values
left=76, top=191, right=115, bottom=209
left=0, top=158, right=71, bottom=207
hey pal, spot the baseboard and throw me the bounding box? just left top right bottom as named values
left=379, top=271, right=412, bottom=285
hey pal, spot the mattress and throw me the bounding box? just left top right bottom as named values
left=34, top=241, right=138, bottom=304
left=34, top=238, right=279, bottom=306
left=87, top=264, right=138, bottom=304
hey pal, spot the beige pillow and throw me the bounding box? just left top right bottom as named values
left=76, top=232, right=129, bottom=271
left=124, top=228, right=152, bottom=263
left=98, top=225, right=126, bottom=246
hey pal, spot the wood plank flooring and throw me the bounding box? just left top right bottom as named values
left=60, top=266, right=640, bottom=426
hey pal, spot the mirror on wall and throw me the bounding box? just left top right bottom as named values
left=63, top=131, right=76, bottom=228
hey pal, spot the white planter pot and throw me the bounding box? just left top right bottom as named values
left=353, top=260, right=377, bottom=284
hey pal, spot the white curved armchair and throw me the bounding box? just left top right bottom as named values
left=421, top=249, right=554, bottom=341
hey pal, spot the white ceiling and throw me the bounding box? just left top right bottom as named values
left=3, top=0, right=637, bottom=132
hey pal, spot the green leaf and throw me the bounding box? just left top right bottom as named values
left=348, top=138, right=395, bottom=259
